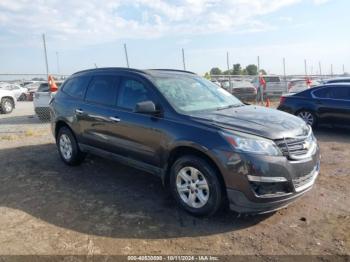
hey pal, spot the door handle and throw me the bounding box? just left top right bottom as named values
left=75, top=109, right=84, bottom=114
left=109, top=117, right=121, bottom=122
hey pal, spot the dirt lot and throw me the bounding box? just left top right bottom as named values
left=0, top=102, right=349, bottom=256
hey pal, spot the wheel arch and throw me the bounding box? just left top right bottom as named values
left=164, top=145, right=227, bottom=199
left=55, top=120, right=75, bottom=140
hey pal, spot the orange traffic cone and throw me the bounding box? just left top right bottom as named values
left=265, top=98, right=270, bottom=107
left=48, top=75, right=58, bottom=92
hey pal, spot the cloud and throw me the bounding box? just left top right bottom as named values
left=0, top=0, right=327, bottom=46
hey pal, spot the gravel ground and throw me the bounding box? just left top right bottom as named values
left=0, top=102, right=349, bottom=257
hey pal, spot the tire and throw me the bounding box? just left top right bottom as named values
left=169, top=155, right=223, bottom=217
left=56, top=126, right=85, bottom=166
left=18, top=93, right=27, bottom=101
left=0, top=98, right=14, bottom=114
left=296, top=110, right=318, bottom=128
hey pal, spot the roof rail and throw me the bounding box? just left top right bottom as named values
left=148, top=69, right=196, bottom=75
left=72, top=67, right=148, bottom=76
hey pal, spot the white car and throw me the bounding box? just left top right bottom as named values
left=0, top=83, right=28, bottom=101
left=0, top=89, right=17, bottom=114
left=33, top=82, right=62, bottom=121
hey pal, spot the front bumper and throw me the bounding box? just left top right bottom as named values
left=217, top=144, right=320, bottom=214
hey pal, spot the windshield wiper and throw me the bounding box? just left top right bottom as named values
left=216, top=104, right=243, bottom=111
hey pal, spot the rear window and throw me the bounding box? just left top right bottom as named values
left=37, top=83, right=49, bottom=92
left=264, top=77, right=280, bottom=83
left=62, top=76, right=90, bottom=99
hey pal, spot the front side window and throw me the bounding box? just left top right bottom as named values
left=153, top=75, right=242, bottom=113
left=117, top=78, right=153, bottom=110
left=85, top=76, right=118, bottom=106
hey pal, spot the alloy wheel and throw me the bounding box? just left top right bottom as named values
left=59, top=134, right=73, bottom=160
left=176, top=166, right=210, bottom=208
left=298, top=111, right=314, bottom=126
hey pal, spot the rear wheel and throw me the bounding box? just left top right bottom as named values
left=18, top=93, right=27, bottom=101
left=57, top=126, right=85, bottom=166
left=0, top=98, right=14, bottom=114
left=169, top=155, right=223, bottom=216
left=297, top=110, right=317, bottom=128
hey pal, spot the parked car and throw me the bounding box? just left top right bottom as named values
left=50, top=68, right=320, bottom=216
left=251, top=75, right=286, bottom=97
left=230, top=80, right=257, bottom=101
left=287, top=79, right=321, bottom=94
left=278, top=83, right=350, bottom=128
left=0, top=83, right=28, bottom=101
left=0, top=89, right=16, bottom=114
left=323, top=77, right=350, bottom=84
left=34, top=82, right=62, bottom=121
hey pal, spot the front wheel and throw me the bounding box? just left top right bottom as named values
left=169, top=155, right=223, bottom=216
left=0, top=98, right=14, bottom=114
left=57, top=126, right=85, bottom=166
left=297, top=110, right=317, bottom=128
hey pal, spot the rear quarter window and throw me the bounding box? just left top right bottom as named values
left=62, top=76, right=90, bottom=99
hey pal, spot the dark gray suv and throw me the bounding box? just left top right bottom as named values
left=50, top=68, right=320, bottom=216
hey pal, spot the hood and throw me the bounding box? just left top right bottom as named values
left=0, top=89, right=15, bottom=97
left=191, top=105, right=308, bottom=140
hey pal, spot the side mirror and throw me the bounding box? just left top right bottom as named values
left=134, top=100, right=157, bottom=114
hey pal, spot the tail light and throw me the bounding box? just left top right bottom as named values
left=280, top=96, right=286, bottom=105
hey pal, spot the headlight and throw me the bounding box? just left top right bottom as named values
left=220, top=131, right=282, bottom=156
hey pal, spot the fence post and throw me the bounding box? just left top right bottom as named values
left=182, top=48, right=186, bottom=70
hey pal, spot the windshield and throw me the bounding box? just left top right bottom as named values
left=153, top=75, right=243, bottom=113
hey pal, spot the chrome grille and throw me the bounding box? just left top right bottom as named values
left=275, top=129, right=316, bottom=160
left=275, top=137, right=308, bottom=157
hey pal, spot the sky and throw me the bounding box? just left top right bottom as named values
left=0, top=0, right=349, bottom=76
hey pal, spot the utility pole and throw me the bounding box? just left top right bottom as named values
left=331, top=64, right=333, bottom=76
left=343, top=64, right=345, bottom=74
left=319, top=61, right=322, bottom=77
left=226, top=52, right=230, bottom=71
left=283, top=58, right=287, bottom=92
left=304, top=59, right=308, bottom=76
left=257, top=56, right=260, bottom=74
left=182, top=48, right=186, bottom=70
left=42, top=34, right=49, bottom=79
left=56, top=51, right=60, bottom=75
left=226, top=52, right=231, bottom=89
left=124, top=43, right=129, bottom=68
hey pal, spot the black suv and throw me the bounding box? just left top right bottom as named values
left=50, top=68, right=320, bottom=216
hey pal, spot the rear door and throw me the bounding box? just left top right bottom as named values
left=34, top=83, right=50, bottom=108
left=78, top=75, right=121, bottom=151
left=328, top=85, right=350, bottom=126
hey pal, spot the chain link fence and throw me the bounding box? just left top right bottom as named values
left=0, top=74, right=69, bottom=145
left=0, top=72, right=343, bottom=145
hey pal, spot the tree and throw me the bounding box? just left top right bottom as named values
left=232, top=64, right=242, bottom=75
left=210, top=67, right=222, bottom=75
left=259, top=69, right=267, bottom=75
left=245, top=64, right=258, bottom=75
left=204, top=72, right=211, bottom=79
left=223, top=69, right=233, bottom=75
